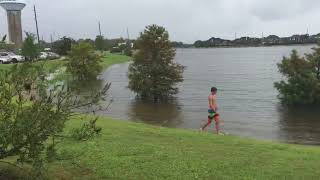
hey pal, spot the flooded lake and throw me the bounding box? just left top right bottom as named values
left=92, top=45, right=320, bottom=145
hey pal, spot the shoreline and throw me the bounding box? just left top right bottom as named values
left=176, top=43, right=317, bottom=49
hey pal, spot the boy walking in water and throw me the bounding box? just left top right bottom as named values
left=201, top=87, right=221, bottom=134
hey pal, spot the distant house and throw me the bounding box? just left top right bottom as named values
left=193, top=32, right=320, bottom=48
left=234, top=37, right=261, bottom=46
left=289, top=34, right=309, bottom=43
left=208, top=37, right=231, bottom=46
left=263, top=35, right=280, bottom=45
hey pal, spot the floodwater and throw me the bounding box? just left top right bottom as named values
left=87, top=45, right=320, bottom=145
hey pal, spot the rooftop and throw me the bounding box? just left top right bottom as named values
left=0, top=0, right=26, bottom=11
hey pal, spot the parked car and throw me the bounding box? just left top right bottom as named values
left=0, top=52, right=24, bottom=63
left=39, top=52, right=48, bottom=60
left=39, top=52, right=60, bottom=60
left=47, top=52, right=60, bottom=60
left=0, top=56, right=10, bottom=64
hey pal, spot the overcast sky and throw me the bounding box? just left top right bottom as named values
left=1, top=0, right=320, bottom=43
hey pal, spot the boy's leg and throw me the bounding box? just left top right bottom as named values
left=214, top=115, right=220, bottom=133
left=201, top=118, right=212, bottom=130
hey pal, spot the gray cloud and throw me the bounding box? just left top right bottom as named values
left=247, top=0, right=320, bottom=21
left=0, top=0, right=320, bottom=43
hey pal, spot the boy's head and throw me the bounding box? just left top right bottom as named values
left=211, top=87, right=217, bottom=94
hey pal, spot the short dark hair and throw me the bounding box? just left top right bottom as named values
left=211, top=87, right=217, bottom=92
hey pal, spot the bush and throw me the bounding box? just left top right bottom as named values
left=70, top=117, right=102, bottom=141
left=124, top=47, right=133, bottom=56
left=21, top=32, right=40, bottom=61
left=275, top=45, right=320, bottom=105
left=0, top=63, right=110, bottom=174
left=95, top=35, right=105, bottom=52
left=66, top=42, right=103, bottom=80
left=52, top=37, right=75, bottom=56
left=128, top=25, right=184, bottom=102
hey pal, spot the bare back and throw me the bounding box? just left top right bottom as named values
left=208, top=94, right=217, bottom=111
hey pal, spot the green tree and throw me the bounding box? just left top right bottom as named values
left=52, top=36, right=75, bottom=55
left=21, top=32, right=39, bottom=61
left=275, top=46, right=320, bottom=105
left=0, top=35, right=17, bottom=51
left=66, top=42, right=103, bottom=80
left=0, top=35, right=6, bottom=50
left=128, top=25, right=184, bottom=102
left=95, top=35, right=105, bottom=52
left=0, top=63, right=110, bottom=176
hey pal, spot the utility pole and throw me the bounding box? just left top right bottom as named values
left=50, top=34, right=53, bottom=48
left=126, top=27, right=130, bottom=48
left=50, top=34, right=53, bottom=44
left=126, top=28, right=130, bottom=41
left=98, top=21, right=102, bottom=36
left=33, top=5, right=40, bottom=46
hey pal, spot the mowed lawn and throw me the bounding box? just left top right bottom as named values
left=0, top=52, right=131, bottom=72
left=39, top=116, right=320, bottom=180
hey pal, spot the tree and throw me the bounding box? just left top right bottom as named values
left=128, top=25, right=184, bottom=102
left=52, top=36, right=75, bottom=55
left=66, top=42, right=103, bottom=80
left=0, top=35, right=16, bottom=52
left=0, top=62, right=110, bottom=175
left=275, top=46, right=320, bottom=105
left=21, top=32, right=40, bottom=61
left=95, top=35, right=105, bottom=52
left=0, top=35, right=6, bottom=50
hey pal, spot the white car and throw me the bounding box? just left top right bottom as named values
left=0, top=52, right=24, bottom=63
left=39, top=52, right=60, bottom=60
left=39, top=52, right=48, bottom=59
left=0, top=56, right=10, bottom=64
left=47, top=52, right=60, bottom=60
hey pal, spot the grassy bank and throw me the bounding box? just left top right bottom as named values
left=2, top=116, right=316, bottom=180
left=0, top=52, right=131, bottom=73
left=1, top=116, right=320, bottom=179
left=101, top=53, right=131, bottom=68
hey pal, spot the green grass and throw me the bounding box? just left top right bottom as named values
left=0, top=59, right=66, bottom=73
left=22, top=116, right=317, bottom=179
left=0, top=53, right=131, bottom=73
left=2, top=116, right=320, bottom=179
left=101, top=53, right=131, bottom=68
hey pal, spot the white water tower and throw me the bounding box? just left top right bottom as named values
left=0, top=0, right=26, bottom=48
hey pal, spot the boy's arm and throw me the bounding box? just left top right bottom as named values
left=212, top=96, right=218, bottom=111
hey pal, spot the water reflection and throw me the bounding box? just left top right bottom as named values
left=127, top=98, right=184, bottom=127
left=278, top=105, right=320, bottom=145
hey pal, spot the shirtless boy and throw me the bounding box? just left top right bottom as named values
left=200, top=87, right=221, bottom=133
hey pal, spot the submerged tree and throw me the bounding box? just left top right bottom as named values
left=66, top=42, right=103, bottom=80
left=275, top=45, right=320, bottom=105
left=128, top=25, right=184, bottom=102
